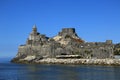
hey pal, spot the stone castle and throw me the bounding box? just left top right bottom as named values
left=15, top=25, right=114, bottom=60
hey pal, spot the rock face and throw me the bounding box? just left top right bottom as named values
left=53, top=28, right=84, bottom=45
left=11, top=25, right=115, bottom=64
left=33, top=58, right=120, bottom=65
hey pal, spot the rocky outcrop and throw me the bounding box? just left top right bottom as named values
left=53, top=28, right=84, bottom=45
left=37, top=58, right=120, bottom=65
left=11, top=25, right=116, bottom=65
left=11, top=57, right=120, bottom=65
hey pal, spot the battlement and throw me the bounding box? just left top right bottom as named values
left=58, top=28, right=77, bottom=36
left=106, top=40, right=112, bottom=44
left=62, top=28, right=75, bottom=34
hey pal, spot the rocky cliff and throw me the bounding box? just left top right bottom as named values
left=11, top=25, right=115, bottom=64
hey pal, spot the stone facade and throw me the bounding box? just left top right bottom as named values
left=15, top=25, right=114, bottom=60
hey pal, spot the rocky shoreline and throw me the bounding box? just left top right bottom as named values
left=11, top=58, right=120, bottom=66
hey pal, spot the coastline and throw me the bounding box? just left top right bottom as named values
left=11, top=58, right=120, bottom=66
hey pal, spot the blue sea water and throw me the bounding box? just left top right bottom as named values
left=1, top=58, right=120, bottom=80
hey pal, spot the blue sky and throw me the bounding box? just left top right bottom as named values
left=0, top=0, right=120, bottom=58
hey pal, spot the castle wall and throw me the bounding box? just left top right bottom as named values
left=15, top=27, right=114, bottom=59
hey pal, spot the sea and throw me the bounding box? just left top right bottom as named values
left=1, top=58, right=120, bottom=80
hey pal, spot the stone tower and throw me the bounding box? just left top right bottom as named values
left=59, top=28, right=75, bottom=36
left=106, top=40, right=112, bottom=44
left=29, top=25, right=38, bottom=40
left=32, top=25, right=37, bottom=34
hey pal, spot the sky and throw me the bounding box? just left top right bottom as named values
left=0, top=0, right=120, bottom=58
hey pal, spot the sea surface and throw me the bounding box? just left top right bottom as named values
left=1, top=58, right=120, bottom=80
